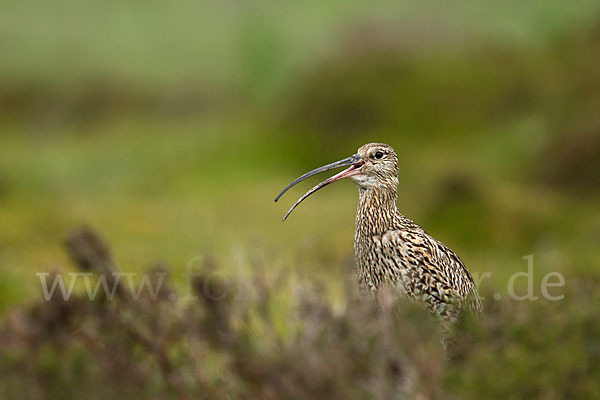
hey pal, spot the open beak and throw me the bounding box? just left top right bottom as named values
left=275, top=154, right=364, bottom=221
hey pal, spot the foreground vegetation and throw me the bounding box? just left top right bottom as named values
left=1, top=227, right=599, bottom=399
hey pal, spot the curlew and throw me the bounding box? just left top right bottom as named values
left=275, top=143, right=482, bottom=322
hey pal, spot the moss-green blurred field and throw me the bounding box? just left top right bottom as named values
left=2, top=0, right=599, bottom=306
left=1, top=1, right=600, bottom=397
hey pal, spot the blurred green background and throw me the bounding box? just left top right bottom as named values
left=1, top=0, right=600, bottom=312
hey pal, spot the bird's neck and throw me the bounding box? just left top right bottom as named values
left=355, top=187, right=399, bottom=237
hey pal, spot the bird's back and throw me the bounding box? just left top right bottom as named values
left=355, top=207, right=482, bottom=322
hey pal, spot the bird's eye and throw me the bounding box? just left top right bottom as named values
left=375, top=151, right=384, bottom=159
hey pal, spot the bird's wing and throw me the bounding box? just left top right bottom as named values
left=372, top=229, right=482, bottom=318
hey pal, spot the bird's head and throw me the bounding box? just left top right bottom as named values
left=352, top=143, right=399, bottom=190
left=275, top=142, right=399, bottom=221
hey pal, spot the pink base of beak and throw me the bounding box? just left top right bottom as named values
left=326, top=160, right=365, bottom=183
left=282, top=160, right=365, bottom=221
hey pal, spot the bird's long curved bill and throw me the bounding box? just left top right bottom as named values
left=275, top=154, right=363, bottom=221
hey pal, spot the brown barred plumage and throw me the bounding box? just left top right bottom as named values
left=276, top=143, right=482, bottom=322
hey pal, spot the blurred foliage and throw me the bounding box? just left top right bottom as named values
left=1, top=228, right=599, bottom=399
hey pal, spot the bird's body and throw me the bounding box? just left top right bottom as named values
left=276, top=143, right=481, bottom=321
left=353, top=179, right=481, bottom=320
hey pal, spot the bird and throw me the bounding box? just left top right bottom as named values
left=275, top=143, right=482, bottom=322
